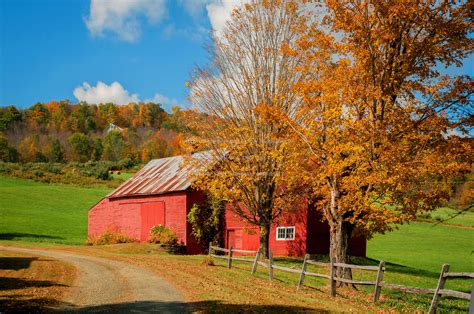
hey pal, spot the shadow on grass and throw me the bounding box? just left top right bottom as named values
left=0, top=233, right=64, bottom=241
left=271, top=254, right=440, bottom=280
left=0, top=298, right=62, bottom=313
left=377, top=290, right=470, bottom=313
left=358, top=257, right=440, bottom=279
left=0, top=277, right=68, bottom=291
left=48, top=300, right=323, bottom=313
left=0, top=257, right=38, bottom=270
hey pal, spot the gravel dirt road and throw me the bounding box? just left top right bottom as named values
left=0, top=246, right=188, bottom=313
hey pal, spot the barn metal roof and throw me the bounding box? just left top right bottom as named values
left=107, top=152, right=211, bottom=199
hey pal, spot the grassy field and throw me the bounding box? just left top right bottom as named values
left=365, top=215, right=473, bottom=312
left=110, top=172, right=134, bottom=181
left=369, top=220, right=473, bottom=275
left=0, top=176, right=472, bottom=312
left=0, top=176, right=111, bottom=244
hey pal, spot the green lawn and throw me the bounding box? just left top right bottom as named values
left=111, top=172, right=134, bottom=181
left=368, top=221, right=473, bottom=275
left=0, top=176, right=111, bottom=244
left=428, top=206, right=474, bottom=227
left=0, top=175, right=472, bottom=311
left=366, top=220, right=473, bottom=311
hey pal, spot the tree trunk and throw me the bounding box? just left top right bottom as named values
left=329, top=220, right=354, bottom=287
left=259, top=223, right=271, bottom=258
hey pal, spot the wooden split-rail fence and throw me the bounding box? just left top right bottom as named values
left=208, top=243, right=474, bottom=313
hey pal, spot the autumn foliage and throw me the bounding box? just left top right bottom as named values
left=186, top=0, right=472, bottom=270
left=0, top=102, right=186, bottom=163
left=279, top=0, right=473, bottom=276
left=186, top=0, right=305, bottom=257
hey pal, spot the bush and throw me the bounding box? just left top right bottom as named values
left=33, top=170, right=43, bottom=177
left=117, top=158, right=135, bottom=170
left=0, top=162, right=12, bottom=174
left=0, top=161, right=129, bottom=187
left=80, top=161, right=111, bottom=180
left=187, top=196, right=225, bottom=248
left=85, top=228, right=138, bottom=245
left=148, top=224, right=178, bottom=246
left=417, top=212, right=432, bottom=220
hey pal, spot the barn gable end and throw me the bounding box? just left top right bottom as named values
left=88, top=155, right=207, bottom=253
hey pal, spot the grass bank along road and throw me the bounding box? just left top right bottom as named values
left=0, top=246, right=187, bottom=312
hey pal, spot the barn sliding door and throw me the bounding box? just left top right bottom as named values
left=141, top=202, right=165, bottom=241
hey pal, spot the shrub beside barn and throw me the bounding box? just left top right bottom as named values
left=88, top=155, right=366, bottom=257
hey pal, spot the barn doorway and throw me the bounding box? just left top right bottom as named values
left=226, top=229, right=244, bottom=249
left=140, top=202, right=165, bottom=241
left=227, top=230, right=235, bottom=249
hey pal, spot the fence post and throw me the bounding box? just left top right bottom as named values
left=208, top=242, right=212, bottom=257
left=429, top=264, right=449, bottom=314
left=469, top=282, right=474, bottom=314
left=269, top=249, right=274, bottom=281
left=228, top=246, right=233, bottom=269
left=297, top=254, right=310, bottom=290
left=373, top=260, right=385, bottom=302
left=251, top=249, right=260, bottom=275
left=330, top=259, right=336, bottom=297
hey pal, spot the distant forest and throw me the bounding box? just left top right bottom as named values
left=0, top=101, right=187, bottom=163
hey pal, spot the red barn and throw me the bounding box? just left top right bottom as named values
left=88, top=155, right=366, bottom=257
left=224, top=203, right=366, bottom=257
left=88, top=156, right=205, bottom=254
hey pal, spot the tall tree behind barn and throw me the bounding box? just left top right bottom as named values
left=185, top=0, right=307, bottom=257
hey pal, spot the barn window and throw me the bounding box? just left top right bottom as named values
left=276, top=226, right=295, bottom=240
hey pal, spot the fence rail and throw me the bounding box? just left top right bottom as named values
left=208, top=243, right=260, bottom=272
left=207, top=244, right=473, bottom=313
left=428, top=264, right=473, bottom=314
left=296, top=254, right=385, bottom=301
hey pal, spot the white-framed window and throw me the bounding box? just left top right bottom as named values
left=276, top=226, right=295, bottom=241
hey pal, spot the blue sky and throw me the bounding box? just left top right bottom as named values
left=0, top=0, right=472, bottom=112
left=0, top=0, right=240, bottom=111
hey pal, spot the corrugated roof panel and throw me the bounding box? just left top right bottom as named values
left=107, top=153, right=210, bottom=198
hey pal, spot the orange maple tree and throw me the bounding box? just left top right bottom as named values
left=281, top=0, right=473, bottom=277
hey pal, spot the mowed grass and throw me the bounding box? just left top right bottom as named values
left=428, top=206, right=474, bottom=227
left=366, top=219, right=473, bottom=312
left=0, top=176, right=472, bottom=311
left=110, top=172, right=134, bottom=181
left=0, top=176, right=111, bottom=244
left=368, top=221, right=473, bottom=275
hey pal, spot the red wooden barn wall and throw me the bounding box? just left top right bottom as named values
left=88, top=191, right=203, bottom=253
left=224, top=203, right=366, bottom=257
left=89, top=190, right=366, bottom=257
left=224, top=203, right=308, bottom=256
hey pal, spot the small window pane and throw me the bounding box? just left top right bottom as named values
left=277, top=228, right=285, bottom=239
left=276, top=226, right=295, bottom=240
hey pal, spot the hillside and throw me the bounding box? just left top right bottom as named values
left=0, top=102, right=188, bottom=163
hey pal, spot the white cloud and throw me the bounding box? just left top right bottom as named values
left=73, top=81, right=182, bottom=109
left=206, top=0, right=248, bottom=35
left=85, top=0, right=167, bottom=42
left=176, top=0, right=246, bottom=36
left=73, top=81, right=139, bottom=105
left=146, top=93, right=181, bottom=107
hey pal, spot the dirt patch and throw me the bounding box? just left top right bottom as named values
left=0, top=244, right=382, bottom=312
left=50, top=243, right=380, bottom=312
left=0, top=250, right=76, bottom=313
left=0, top=246, right=186, bottom=312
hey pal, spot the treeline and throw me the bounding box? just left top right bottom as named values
left=0, top=101, right=187, bottom=163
